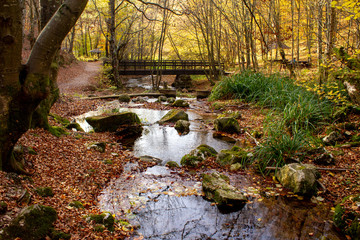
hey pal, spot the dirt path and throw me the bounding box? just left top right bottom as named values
left=57, top=61, right=101, bottom=94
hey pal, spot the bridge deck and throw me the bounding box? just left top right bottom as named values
left=117, top=60, right=224, bottom=75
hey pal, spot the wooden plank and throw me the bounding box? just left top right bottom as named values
left=81, top=93, right=165, bottom=100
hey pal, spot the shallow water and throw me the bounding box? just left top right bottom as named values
left=99, top=166, right=343, bottom=240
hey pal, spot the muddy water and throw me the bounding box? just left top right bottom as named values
left=99, top=166, right=342, bottom=240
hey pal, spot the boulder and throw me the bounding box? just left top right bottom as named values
left=167, top=97, right=176, bottom=104
left=35, top=187, right=54, bottom=197
left=86, top=112, right=142, bottom=132
left=118, top=94, right=131, bottom=103
left=174, top=120, right=190, bottom=134
left=158, top=109, right=189, bottom=124
left=181, top=144, right=217, bottom=167
left=1, top=205, right=57, bottom=240
left=165, top=161, right=180, bottom=168
left=202, top=172, right=247, bottom=207
left=216, top=146, right=250, bottom=166
left=172, top=99, right=190, bottom=108
left=214, top=117, right=241, bottom=134
left=0, top=201, right=7, bottom=214
left=276, top=163, right=320, bottom=196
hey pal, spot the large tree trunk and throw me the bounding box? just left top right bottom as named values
left=31, top=0, right=62, bottom=130
left=0, top=0, right=88, bottom=172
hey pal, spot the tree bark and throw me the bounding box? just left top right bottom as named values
left=0, top=0, right=88, bottom=172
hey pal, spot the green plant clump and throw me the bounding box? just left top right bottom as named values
left=210, top=71, right=335, bottom=173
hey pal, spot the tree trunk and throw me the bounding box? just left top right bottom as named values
left=0, top=0, right=88, bottom=172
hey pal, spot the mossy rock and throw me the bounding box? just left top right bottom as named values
left=158, top=96, right=167, bottom=102
left=214, top=117, right=241, bottom=134
left=181, top=154, right=203, bottom=167
left=202, top=172, right=247, bottom=207
left=66, top=122, right=84, bottom=132
left=216, top=147, right=249, bottom=166
left=49, top=126, right=69, bottom=137
left=118, top=94, right=131, bottom=103
left=158, top=109, right=189, bottom=124
left=165, top=161, right=179, bottom=168
left=35, top=187, right=54, bottom=197
left=49, top=113, right=71, bottom=126
left=87, top=142, right=106, bottom=153
left=88, top=213, right=115, bottom=232
left=174, top=120, right=190, bottom=134
left=181, top=144, right=217, bottom=167
left=86, top=112, right=142, bottom=132
left=333, top=195, right=360, bottom=239
left=172, top=99, right=189, bottom=108
left=51, top=230, right=71, bottom=240
left=94, top=224, right=106, bottom=232
left=1, top=205, right=57, bottom=240
left=69, top=201, right=84, bottom=209
left=276, top=163, right=320, bottom=196
left=167, top=97, right=176, bottom=103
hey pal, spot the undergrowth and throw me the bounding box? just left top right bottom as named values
left=210, top=71, right=337, bottom=173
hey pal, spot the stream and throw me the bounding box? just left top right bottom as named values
left=76, top=98, right=343, bottom=240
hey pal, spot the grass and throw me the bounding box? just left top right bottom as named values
left=210, top=71, right=336, bottom=173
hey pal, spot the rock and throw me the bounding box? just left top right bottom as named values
left=230, top=163, right=242, bottom=171
left=51, top=230, right=71, bottom=240
left=276, top=163, right=320, bottom=196
left=86, top=112, right=142, bottom=132
left=35, top=187, right=54, bottom=197
left=333, top=195, right=360, bottom=239
left=158, top=109, right=189, bottom=124
left=132, top=96, right=147, bottom=103
left=313, top=153, right=335, bottom=165
left=87, top=142, right=106, bottom=153
left=1, top=204, right=57, bottom=240
left=173, top=75, right=193, bottom=89
left=216, top=146, right=250, bottom=166
left=174, top=120, right=190, bottom=134
left=181, top=144, right=217, bottom=167
left=202, top=172, right=247, bottom=208
left=172, top=99, right=190, bottom=108
left=87, top=212, right=115, bottom=231
left=139, top=155, right=163, bottom=165
left=167, top=97, right=176, bottom=104
left=66, top=122, right=84, bottom=132
left=214, top=117, right=241, bottom=134
left=158, top=96, right=167, bottom=102
left=212, top=132, right=237, bottom=143
left=69, top=201, right=84, bottom=209
left=322, top=131, right=343, bottom=145
left=165, top=161, right=179, bottom=168
left=0, top=201, right=7, bottom=214
left=118, top=94, right=131, bottom=103
left=196, top=90, right=211, bottom=99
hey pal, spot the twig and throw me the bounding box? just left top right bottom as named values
left=316, top=180, right=327, bottom=193
left=245, top=131, right=262, bottom=147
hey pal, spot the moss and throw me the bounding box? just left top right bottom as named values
left=35, top=187, right=54, bottom=197
left=66, top=122, right=84, bottom=132
left=334, top=195, right=360, bottom=239
left=180, top=154, right=203, bottom=167
left=214, top=117, right=241, bottom=134
left=69, top=201, right=84, bottom=209
left=1, top=205, right=57, bottom=240
left=51, top=230, right=71, bottom=240
left=88, top=213, right=115, bottom=231
left=158, top=109, right=189, bottom=124
left=49, top=126, right=69, bottom=137
left=166, top=161, right=180, bottom=168
left=211, top=102, right=225, bottom=110
left=197, top=144, right=217, bottom=156
left=172, top=99, right=189, bottom=107
left=118, top=94, right=131, bottom=103
left=86, top=112, right=142, bottom=132
left=27, top=147, right=37, bottom=155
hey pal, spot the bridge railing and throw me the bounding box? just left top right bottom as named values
left=118, top=60, right=224, bottom=71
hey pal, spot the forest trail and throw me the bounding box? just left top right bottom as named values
left=57, top=61, right=102, bottom=93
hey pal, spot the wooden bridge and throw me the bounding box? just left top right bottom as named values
left=116, top=60, right=225, bottom=75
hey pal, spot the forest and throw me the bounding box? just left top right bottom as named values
left=0, top=0, right=359, bottom=239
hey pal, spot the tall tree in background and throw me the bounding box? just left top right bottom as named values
left=0, top=0, right=88, bottom=172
